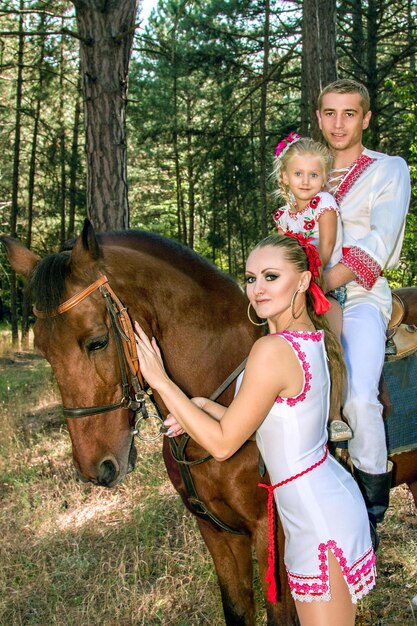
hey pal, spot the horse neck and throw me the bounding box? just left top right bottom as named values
left=104, top=245, right=257, bottom=397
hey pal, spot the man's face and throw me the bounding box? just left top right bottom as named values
left=316, top=92, right=372, bottom=153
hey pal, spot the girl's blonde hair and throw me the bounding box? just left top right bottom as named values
left=252, top=234, right=346, bottom=412
left=273, top=138, right=332, bottom=208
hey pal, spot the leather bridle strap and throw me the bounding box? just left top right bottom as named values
left=33, top=275, right=109, bottom=318
left=33, top=273, right=147, bottom=419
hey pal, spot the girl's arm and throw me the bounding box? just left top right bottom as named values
left=134, top=322, right=302, bottom=461
left=317, top=209, right=337, bottom=268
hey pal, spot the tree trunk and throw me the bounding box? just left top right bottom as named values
left=301, top=0, right=337, bottom=138
left=68, top=68, right=82, bottom=240
left=71, top=0, right=139, bottom=230
left=59, top=26, right=67, bottom=247
left=259, top=0, right=270, bottom=237
left=10, top=0, right=25, bottom=346
left=22, top=15, right=47, bottom=347
left=351, top=0, right=365, bottom=81
left=366, top=0, right=379, bottom=149
left=317, top=0, right=338, bottom=86
left=186, top=99, right=195, bottom=249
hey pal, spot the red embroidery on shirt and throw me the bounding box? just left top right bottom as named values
left=341, top=246, right=381, bottom=290
left=335, top=154, right=376, bottom=205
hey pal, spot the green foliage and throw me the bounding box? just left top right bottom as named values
left=1, top=0, right=417, bottom=319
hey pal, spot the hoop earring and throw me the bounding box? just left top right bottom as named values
left=291, top=289, right=304, bottom=319
left=247, top=302, right=268, bottom=326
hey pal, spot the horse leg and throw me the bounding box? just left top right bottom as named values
left=196, top=519, right=256, bottom=626
left=408, top=481, right=417, bottom=508
left=391, top=450, right=417, bottom=509
left=252, top=520, right=299, bottom=626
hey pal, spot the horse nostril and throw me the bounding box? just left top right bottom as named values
left=97, top=459, right=118, bottom=486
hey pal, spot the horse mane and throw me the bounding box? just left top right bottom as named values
left=27, top=250, right=72, bottom=315
left=28, top=230, right=241, bottom=315
left=98, top=230, right=240, bottom=294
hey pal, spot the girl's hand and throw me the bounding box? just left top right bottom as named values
left=134, top=321, right=168, bottom=389
left=162, top=413, right=186, bottom=437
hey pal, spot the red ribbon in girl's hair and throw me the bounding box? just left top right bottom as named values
left=284, top=232, right=331, bottom=315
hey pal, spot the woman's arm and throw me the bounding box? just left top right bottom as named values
left=191, top=396, right=227, bottom=420
left=163, top=397, right=226, bottom=437
left=134, top=323, right=301, bottom=461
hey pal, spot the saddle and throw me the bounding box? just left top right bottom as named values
left=385, top=293, right=417, bottom=361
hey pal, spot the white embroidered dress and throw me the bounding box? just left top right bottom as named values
left=244, top=330, right=376, bottom=603
left=273, top=191, right=343, bottom=270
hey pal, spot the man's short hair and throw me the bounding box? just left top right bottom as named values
left=318, top=79, right=370, bottom=114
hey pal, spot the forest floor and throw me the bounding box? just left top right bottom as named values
left=0, top=346, right=416, bottom=625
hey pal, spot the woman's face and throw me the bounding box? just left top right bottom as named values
left=245, top=245, right=310, bottom=322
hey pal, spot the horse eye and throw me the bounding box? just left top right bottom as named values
left=86, top=335, right=109, bottom=352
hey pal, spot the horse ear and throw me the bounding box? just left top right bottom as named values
left=0, top=236, right=40, bottom=277
left=70, top=219, right=103, bottom=268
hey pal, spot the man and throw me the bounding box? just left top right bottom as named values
left=316, top=79, right=411, bottom=547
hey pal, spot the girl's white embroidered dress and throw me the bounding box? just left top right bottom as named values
left=273, top=191, right=343, bottom=270
left=239, top=330, right=376, bottom=603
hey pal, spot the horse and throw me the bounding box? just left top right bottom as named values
left=1, top=220, right=417, bottom=626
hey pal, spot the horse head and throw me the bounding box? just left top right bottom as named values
left=2, top=220, right=259, bottom=489
left=2, top=220, right=140, bottom=486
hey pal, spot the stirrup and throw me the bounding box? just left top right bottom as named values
left=328, top=419, right=353, bottom=442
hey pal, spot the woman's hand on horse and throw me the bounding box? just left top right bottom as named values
left=163, top=413, right=186, bottom=437
left=134, top=321, right=168, bottom=388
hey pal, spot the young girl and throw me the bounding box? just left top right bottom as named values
left=134, top=235, right=376, bottom=626
left=273, top=133, right=352, bottom=443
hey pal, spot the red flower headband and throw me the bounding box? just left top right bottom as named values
left=285, top=232, right=331, bottom=315
left=275, top=131, right=301, bottom=158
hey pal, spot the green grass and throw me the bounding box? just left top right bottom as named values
left=0, top=343, right=416, bottom=625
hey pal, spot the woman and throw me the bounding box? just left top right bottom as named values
left=134, top=234, right=375, bottom=626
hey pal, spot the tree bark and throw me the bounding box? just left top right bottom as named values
left=301, top=0, right=337, bottom=138
left=59, top=25, right=67, bottom=247
left=71, top=0, right=139, bottom=230
left=10, top=0, right=25, bottom=346
left=351, top=0, right=365, bottom=81
left=259, top=0, right=270, bottom=237
left=68, top=68, right=82, bottom=240
left=22, top=15, right=47, bottom=346
left=366, top=0, right=378, bottom=149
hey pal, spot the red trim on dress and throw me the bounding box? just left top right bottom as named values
left=315, top=204, right=340, bottom=219
left=287, top=542, right=376, bottom=603
left=341, top=246, right=381, bottom=290
left=274, top=330, right=322, bottom=406
left=335, top=154, right=376, bottom=205
left=259, top=446, right=329, bottom=602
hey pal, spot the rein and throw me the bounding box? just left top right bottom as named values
left=35, top=273, right=249, bottom=534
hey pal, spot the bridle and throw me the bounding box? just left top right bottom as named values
left=33, top=274, right=161, bottom=440
left=34, top=271, right=251, bottom=534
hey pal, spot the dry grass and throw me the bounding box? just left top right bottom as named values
left=0, top=344, right=416, bottom=625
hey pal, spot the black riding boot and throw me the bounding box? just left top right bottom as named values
left=354, top=461, right=393, bottom=552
